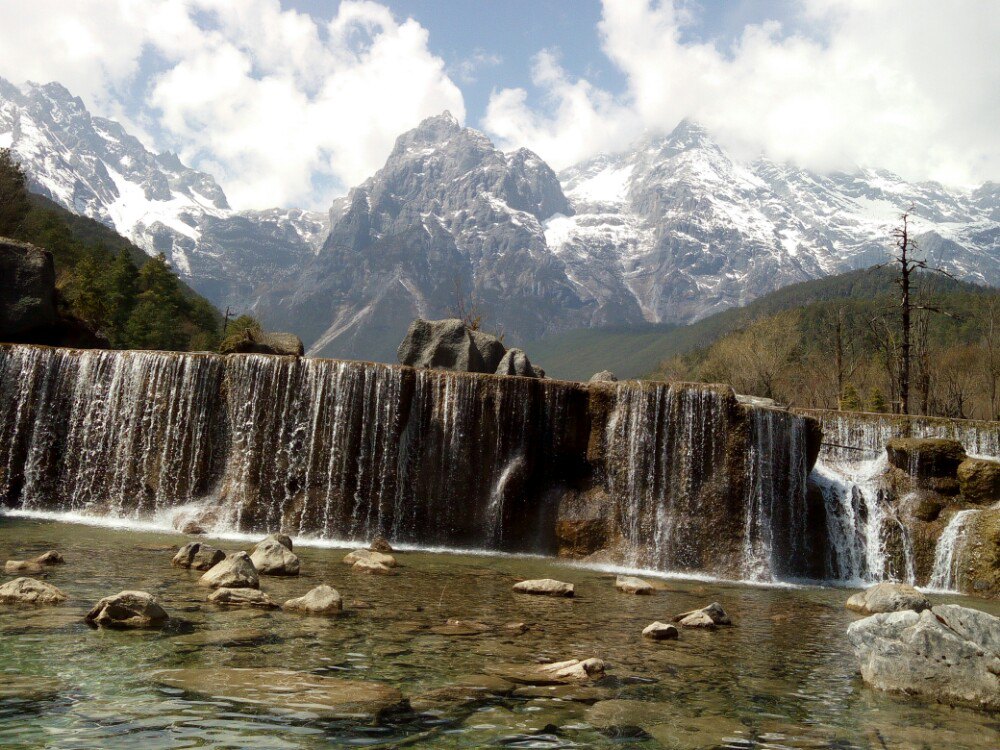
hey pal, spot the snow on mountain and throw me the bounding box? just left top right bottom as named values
left=2, top=75, right=996, bottom=362
left=0, top=77, right=327, bottom=312
left=551, top=121, right=999, bottom=326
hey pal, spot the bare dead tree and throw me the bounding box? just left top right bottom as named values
left=882, top=210, right=956, bottom=414
left=449, top=276, right=483, bottom=331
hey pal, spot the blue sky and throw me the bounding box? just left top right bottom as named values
left=0, top=1, right=994, bottom=209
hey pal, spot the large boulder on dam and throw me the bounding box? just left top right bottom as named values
left=220, top=330, right=304, bottom=357
left=847, top=604, right=1000, bottom=710
left=397, top=318, right=507, bottom=373
left=494, top=347, right=541, bottom=378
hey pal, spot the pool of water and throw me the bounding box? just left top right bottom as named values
left=1, top=516, right=998, bottom=749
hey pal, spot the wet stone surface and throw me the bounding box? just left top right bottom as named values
left=1, top=516, right=1000, bottom=749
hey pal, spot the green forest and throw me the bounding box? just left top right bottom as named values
left=1, top=148, right=222, bottom=351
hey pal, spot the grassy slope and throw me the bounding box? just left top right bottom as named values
left=524, top=267, right=994, bottom=381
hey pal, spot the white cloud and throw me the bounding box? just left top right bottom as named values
left=483, top=0, right=1000, bottom=186
left=0, top=0, right=465, bottom=209
left=451, top=49, right=503, bottom=84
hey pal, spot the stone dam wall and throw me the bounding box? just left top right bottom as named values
left=0, top=344, right=822, bottom=583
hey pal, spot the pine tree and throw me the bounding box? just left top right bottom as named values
left=124, top=254, right=190, bottom=350
left=866, top=387, right=889, bottom=413
left=67, top=250, right=110, bottom=331
left=0, top=148, right=30, bottom=237
left=839, top=383, right=862, bottom=411
left=107, top=247, right=139, bottom=346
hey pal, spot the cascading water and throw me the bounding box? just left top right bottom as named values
left=811, top=455, right=915, bottom=584
left=743, top=408, right=811, bottom=581
left=928, top=509, right=979, bottom=591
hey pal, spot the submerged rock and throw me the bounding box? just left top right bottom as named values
left=673, top=602, right=732, bottom=628
left=352, top=559, right=394, bottom=575
left=642, top=622, right=679, bottom=641
left=283, top=585, right=343, bottom=615
left=343, top=549, right=396, bottom=567
left=958, top=457, right=1000, bottom=505
left=171, top=542, right=226, bottom=571
left=207, top=588, right=280, bottom=609
left=0, top=577, right=67, bottom=606
left=537, top=658, right=605, bottom=681
left=847, top=604, right=1000, bottom=710
left=172, top=628, right=270, bottom=647
left=845, top=582, right=930, bottom=615
left=513, top=579, right=574, bottom=597
left=85, top=591, right=168, bottom=629
left=154, top=668, right=407, bottom=719
left=4, top=560, right=44, bottom=574
left=0, top=674, right=63, bottom=702
left=430, top=619, right=492, bottom=636
left=250, top=538, right=301, bottom=576
left=409, top=674, right=514, bottom=713
left=615, top=575, right=654, bottom=595
left=585, top=699, right=671, bottom=737
left=198, top=552, right=259, bottom=589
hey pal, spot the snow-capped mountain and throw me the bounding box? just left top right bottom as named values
left=2, top=76, right=997, bottom=363
left=255, top=112, right=597, bottom=358
left=549, top=120, right=1000, bottom=325
left=0, top=77, right=327, bottom=312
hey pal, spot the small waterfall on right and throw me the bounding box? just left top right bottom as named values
left=928, top=509, right=979, bottom=591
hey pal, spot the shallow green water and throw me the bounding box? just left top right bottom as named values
left=1, top=516, right=998, bottom=749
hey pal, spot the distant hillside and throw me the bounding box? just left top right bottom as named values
left=526, top=267, right=994, bottom=381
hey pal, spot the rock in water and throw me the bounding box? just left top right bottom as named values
left=4, top=560, right=44, bottom=574
left=845, top=582, right=930, bottom=615
left=494, top=348, right=540, bottom=378
left=397, top=318, right=489, bottom=372
left=343, top=549, right=396, bottom=567
left=958, top=458, right=1000, bottom=505
left=537, top=658, right=605, bottom=681
left=208, top=588, right=280, bottom=609
left=250, top=538, right=301, bottom=576
left=513, top=579, right=574, bottom=597
left=33, top=550, right=64, bottom=565
left=154, top=668, right=407, bottom=720
left=0, top=577, right=67, bottom=606
left=255, top=533, right=293, bottom=552
left=283, top=585, right=343, bottom=615
left=847, top=604, right=1000, bottom=710
left=615, top=576, right=654, bottom=595
left=198, top=552, right=259, bottom=589
left=642, top=622, right=679, bottom=641
left=353, top=559, right=394, bottom=575
left=588, top=371, right=618, bottom=383
left=369, top=536, right=393, bottom=553
left=172, top=542, right=226, bottom=571
left=85, top=591, right=168, bottom=629
left=673, top=602, right=732, bottom=628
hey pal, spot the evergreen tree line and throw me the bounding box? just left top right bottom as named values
left=1, top=148, right=225, bottom=351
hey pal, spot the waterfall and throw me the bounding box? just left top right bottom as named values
left=928, top=509, right=978, bottom=591
left=811, top=455, right=916, bottom=584
left=742, top=408, right=810, bottom=581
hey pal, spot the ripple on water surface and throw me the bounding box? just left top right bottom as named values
left=1, top=517, right=999, bottom=749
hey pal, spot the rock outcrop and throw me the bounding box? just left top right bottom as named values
left=958, top=458, right=1000, bottom=505
left=845, top=582, right=931, bottom=615
left=0, top=577, right=67, bottom=606
left=847, top=604, right=1000, bottom=710
left=84, top=591, right=168, bottom=629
